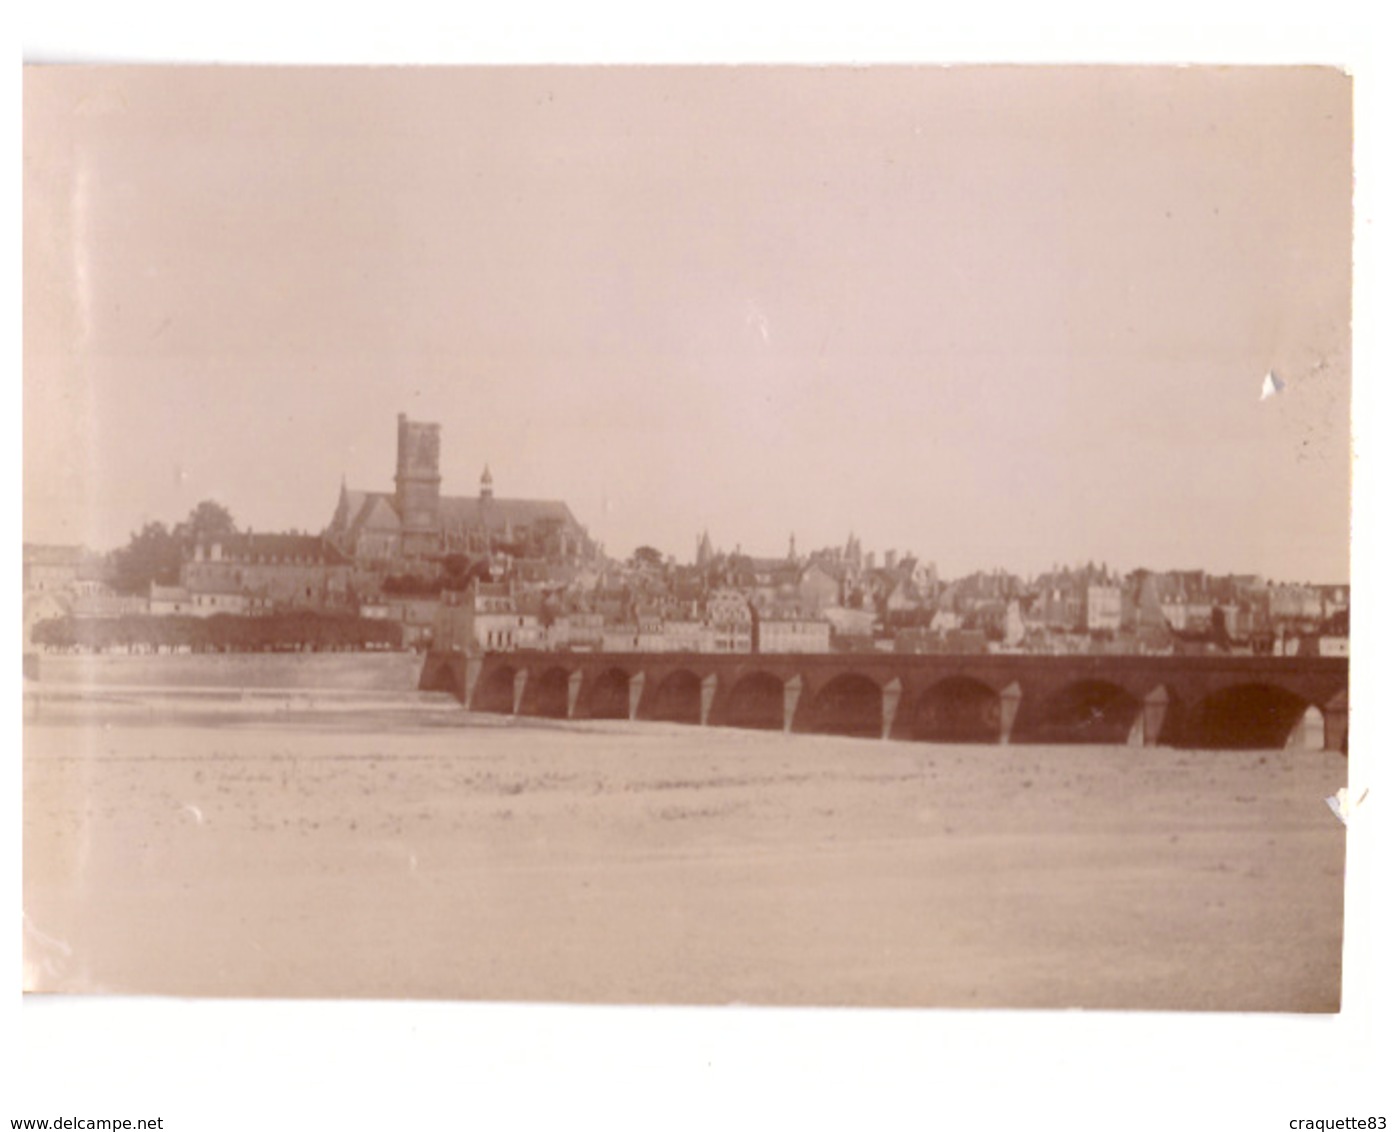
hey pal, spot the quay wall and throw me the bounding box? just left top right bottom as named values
left=28, top=650, right=424, bottom=692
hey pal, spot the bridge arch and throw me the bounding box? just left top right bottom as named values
left=473, top=664, right=518, bottom=714
left=523, top=665, right=573, bottom=719
left=420, top=654, right=463, bottom=698
left=722, top=671, right=787, bottom=731
left=1036, top=679, right=1141, bottom=744
left=584, top=666, right=634, bottom=720
left=1193, top=682, right=1311, bottom=749
left=811, top=673, right=884, bottom=738
left=649, top=669, right=703, bottom=724
left=913, top=676, right=1000, bottom=743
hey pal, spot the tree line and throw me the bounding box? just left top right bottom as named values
left=31, top=612, right=403, bottom=653
left=110, top=499, right=241, bottom=595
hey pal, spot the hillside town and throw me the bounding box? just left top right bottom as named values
left=23, top=415, right=1351, bottom=660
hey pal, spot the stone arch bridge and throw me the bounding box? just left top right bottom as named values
left=419, top=649, right=1349, bottom=751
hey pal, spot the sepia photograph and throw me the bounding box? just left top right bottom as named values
left=21, top=63, right=1355, bottom=1024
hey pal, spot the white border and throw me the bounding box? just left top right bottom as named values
left=9, top=5, right=1393, bottom=1129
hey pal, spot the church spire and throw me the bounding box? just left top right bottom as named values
left=697, top=529, right=713, bottom=568
left=480, top=464, right=494, bottom=501
left=332, top=474, right=350, bottom=528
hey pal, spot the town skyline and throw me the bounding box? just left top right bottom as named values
left=24, top=67, right=1352, bottom=583
left=26, top=429, right=1346, bottom=592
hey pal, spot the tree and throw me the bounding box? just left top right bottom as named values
left=110, top=522, right=183, bottom=594
left=32, top=617, right=74, bottom=651
left=109, top=501, right=237, bottom=596
left=631, top=546, right=665, bottom=570
left=177, top=500, right=238, bottom=543
left=442, top=557, right=493, bottom=591
left=383, top=573, right=442, bottom=596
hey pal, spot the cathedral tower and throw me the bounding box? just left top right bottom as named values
left=394, top=412, right=442, bottom=557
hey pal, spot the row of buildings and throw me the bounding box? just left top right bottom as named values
left=23, top=414, right=1351, bottom=658
left=433, top=580, right=831, bottom=656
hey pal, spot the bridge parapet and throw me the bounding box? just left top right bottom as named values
left=420, top=649, right=1348, bottom=751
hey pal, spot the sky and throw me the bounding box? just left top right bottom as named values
left=23, top=65, right=1353, bottom=581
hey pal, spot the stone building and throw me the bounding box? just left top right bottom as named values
left=22, top=544, right=83, bottom=593
left=433, top=581, right=539, bottom=653
left=182, top=532, right=352, bottom=612
left=705, top=588, right=754, bottom=654
left=1086, top=584, right=1123, bottom=632
left=755, top=613, right=831, bottom=654
left=797, top=562, right=841, bottom=616
left=327, top=414, right=592, bottom=568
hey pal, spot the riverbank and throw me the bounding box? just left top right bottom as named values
left=23, top=703, right=1348, bottom=1010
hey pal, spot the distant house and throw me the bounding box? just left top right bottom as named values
left=797, top=562, right=841, bottom=616
left=1086, top=585, right=1122, bottom=632
left=946, top=628, right=989, bottom=654
left=881, top=575, right=924, bottom=618
left=756, top=614, right=831, bottom=654
left=188, top=583, right=250, bottom=617
left=705, top=589, right=753, bottom=654
left=183, top=531, right=352, bottom=612
left=22, top=544, right=83, bottom=593
left=383, top=596, right=443, bottom=649
left=433, top=582, right=533, bottom=652
left=1003, top=599, right=1026, bottom=647
left=1125, top=571, right=1167, bottom=630
left=552, top=612, right=604, bottom=651
left=23, top=590, right=71, bottom=649
left=662, top=620, right=712, bottom=652
left=149, top=584, right=193, bottom=616
left=600, top=627, right=641, bottom=653
left=1321, top=586, right=1350, bottom=620
left=1269, top=584, right=1323, bottom=624
left=822, top=606, right=877, bottom=637
left=929, top=608, right=962, bottom=633
left=1160, top=600, right=1189, bottom=631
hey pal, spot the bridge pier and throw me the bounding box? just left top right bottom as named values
left=1323, top=690, right=1348, bottom=753
left=783, top=676, right=803, bottom=734
left=700, top=674, right=718, bottom=726
left=1134, top=685, right=1170, bottom=747
left=566, top=670, right=584, bottom=719
left=628, top=672, right=646, bottom=721
left=512, top=669, right=528, bottom=715
left=881, top=678, right=902, bottom=741
left=463, top=654, right=484, bottom=709
left=998, top=682, right=1022, bottom=745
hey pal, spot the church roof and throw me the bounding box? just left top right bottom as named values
left=355, top=496, right=403, bottom=534
left=332, top=489, right=582, bottom=542
left=438, top=495, right=581, bottom=534
left=329, top=491, right=401, bottom=544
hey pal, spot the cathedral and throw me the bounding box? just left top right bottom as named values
left=326, top=414, right=591, bottom=567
